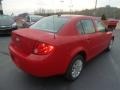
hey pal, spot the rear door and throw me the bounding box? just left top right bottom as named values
left=77, top=19, right=101, bottom=60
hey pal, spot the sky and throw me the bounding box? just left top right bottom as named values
left=2, top=0, right=120, bottom=15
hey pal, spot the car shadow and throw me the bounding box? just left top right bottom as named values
left=18, top=51, right=109, bottom=84
left=85, top=50, right=109, bottom=65
left=18, top=73, right=73, bottom=90
left=6, top=50, right=115, bottom=90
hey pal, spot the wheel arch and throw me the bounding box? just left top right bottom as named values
left=77, top=51, right=87, bottom=63
left=68, top=48, right=88, bottom=67
left=64, top=49, right=87, bottom=80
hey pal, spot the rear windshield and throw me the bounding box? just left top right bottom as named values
left=30, top=15, right=70, bottom=32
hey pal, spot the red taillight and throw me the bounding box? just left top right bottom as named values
left=33, top=42, right=54, bottom=55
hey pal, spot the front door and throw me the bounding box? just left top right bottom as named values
left=94, top=20, right=110, bottom=52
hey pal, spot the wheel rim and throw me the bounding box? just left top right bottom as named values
left=71, top=59, right=83, bottom=78
left=109, top=40, right=113, bottom=49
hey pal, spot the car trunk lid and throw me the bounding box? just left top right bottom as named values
left=11, top=29, right=55, bottom=55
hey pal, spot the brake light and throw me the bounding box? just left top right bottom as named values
left=33, top=42, right=54, bottom=55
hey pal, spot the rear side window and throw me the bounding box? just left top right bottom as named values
left=95, top=20, right=105, bottom=32
left=30, top=15, right=70, bottom=32
left=80, top=20, right=95, bottom=34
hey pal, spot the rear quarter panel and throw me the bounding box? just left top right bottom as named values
left=52, top=35, right=89, bottom=73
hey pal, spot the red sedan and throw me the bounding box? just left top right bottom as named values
left=103, top=19, right=119, bottom=30
left=9, top=15, right=114, bottom=81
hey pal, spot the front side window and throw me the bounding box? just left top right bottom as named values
left=80, top=20, right=95, bottom=34
left=95, top=20, right=105, bottom=32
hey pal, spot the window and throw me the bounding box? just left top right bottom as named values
left=30, top=15, right=70, bottom=32
left=77, top=21, right=85, bottom=34
left=30, top=15, right=43, bottom=22
left=95, top=20, right=105, bottom=32
left=80, top=20, right=95, bottom=34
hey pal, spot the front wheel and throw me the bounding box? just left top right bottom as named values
left=65, top=55, right=84, bottom=81
left=106, top=39, right=114, bottom=51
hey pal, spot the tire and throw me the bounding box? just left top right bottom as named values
left=65, top=55, right=84, bottom=81
left=106, top=39, right=114, bottom=51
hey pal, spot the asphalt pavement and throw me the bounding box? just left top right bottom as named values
left=0, top=30, right=120, bottom=90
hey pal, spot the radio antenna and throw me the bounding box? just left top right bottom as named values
left=52, top=0, right=56, bottom=39
left=53, top=15, right=56, bottom=39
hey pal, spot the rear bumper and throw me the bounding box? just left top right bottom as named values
left=9, top=45, right=69, bottom=77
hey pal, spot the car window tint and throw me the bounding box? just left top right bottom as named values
left=95, top=20, right=105, bottom=32
left=30, top=15, right=70, bottom=32
left=77, top=21, right=85, bottom=34
left=81, top=20, right=95, bottom=34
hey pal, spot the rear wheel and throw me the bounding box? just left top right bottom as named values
left=65, top=55, right=84, bottom=81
